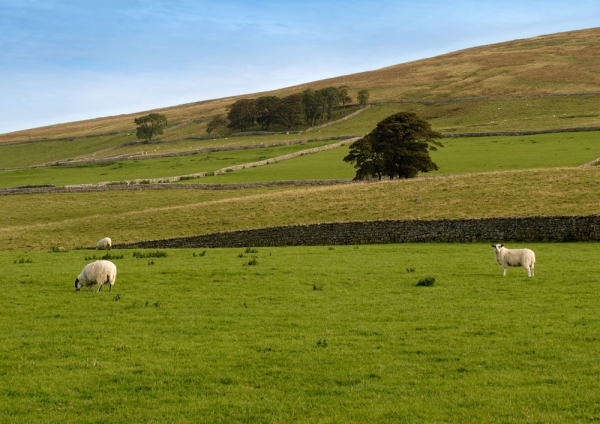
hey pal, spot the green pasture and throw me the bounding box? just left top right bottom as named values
left=194, top=131, right=600, bottom=184
left=1, top=243, right=599, bottom=422
left=0, top=139, right=337, bottom=188
left=0, top=133, right=134, bottom=169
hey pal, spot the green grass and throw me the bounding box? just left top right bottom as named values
left=0, top=133, right=135, bottom=169
left=432, top=131, right=600, bottom=173
left=0, top=139, right=338, bottom=187
left=1, top=243, right=599, bottom=422
left=192, top=131, right=600, bottom=183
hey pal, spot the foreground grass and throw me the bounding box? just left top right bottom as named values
left=1, top=244, right=599, bottom=422
left=1, top=167, right=598, bottom=251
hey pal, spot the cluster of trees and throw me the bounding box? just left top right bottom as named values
left=207, top=87, right=370, bottom=134
left=343, top=112, right=443, bottom=180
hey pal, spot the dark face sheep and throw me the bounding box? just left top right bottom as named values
left=74, top=260, right=117, bottom=292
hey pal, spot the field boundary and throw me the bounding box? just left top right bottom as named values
left=114, top=215, right=600, bottom=249
left=0, top=179, right=357, bottom=196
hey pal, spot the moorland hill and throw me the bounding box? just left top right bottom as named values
left=2, top=27, right=600, bottom=143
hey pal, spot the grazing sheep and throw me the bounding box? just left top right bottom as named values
left=75, top=260, right=117, bottom=292
left=491, top=244, right=535, bottom=277
left=96, top=237, right=112, bottom=250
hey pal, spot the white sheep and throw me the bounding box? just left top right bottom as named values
left=491, top=244, right=535, bottom=277
left=96, top=237, right=112, bottom=250
left=75, top=260, right=117, bottom=292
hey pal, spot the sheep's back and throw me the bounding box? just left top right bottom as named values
left=504, top=248, right=535, bottom=265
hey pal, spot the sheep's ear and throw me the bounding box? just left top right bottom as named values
left=491, top=244, right=495, bottom=248
left=500, top=244, right=504, bottom=248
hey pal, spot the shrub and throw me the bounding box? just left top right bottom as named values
left=133, top=250, right=167, bottom=259
left=14, top=258, right=33, bottom=264
left=416, top=276, right=436, bottom=287
left=247, top=258, right=258, bottom=266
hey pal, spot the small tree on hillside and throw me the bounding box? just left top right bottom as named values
left=273, top=94, right=303, bottom=130
left=344, top=112, right=443, bottom=180
left=227, top=99, right=258, bottom=131
left=206, top=115, right=229, bottom=135
left=134, top=113, right=168, bottom=142
left=338, top=85, right=352, bottom=108
left=302, top=88, right=325, bottom=126
left=256, top=96, right=280, bottom=130
left=319, top=86, right=341, bottom=120
left=357, top=89, right=370, bottom=107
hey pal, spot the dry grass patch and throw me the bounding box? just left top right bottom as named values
left=1, top=166, right=598, bottom=251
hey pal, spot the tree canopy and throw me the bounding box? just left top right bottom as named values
left=206, top=115, right=229, bottom=135
left=227, top=99, right=258, bottom=132
left=357, top=89, right=370, bottom=107
left=134, top=113, right=168, bottom=142
left=256, top=96, right=280, bottom=130
left=273, top=94, right=303, bottom=130
left=344, top=112, right=443, bottom=180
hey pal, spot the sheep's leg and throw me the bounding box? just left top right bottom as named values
left=98, top=284, right=103, bottom=292
left=503, top=267, right=507, bottom=276
left=108, top=284, right=112, bottom=292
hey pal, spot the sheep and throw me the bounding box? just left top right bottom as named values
left=75, top=260, right=117, bottom=292
left=491, top=244, right=535, bottom=277
left=96, top=237, right=112, bottom=250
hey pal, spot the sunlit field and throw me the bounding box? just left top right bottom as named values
left=1, top=243, right=599, bottom=422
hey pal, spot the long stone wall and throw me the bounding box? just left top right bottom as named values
left=114, top=215, right=600, bottom=249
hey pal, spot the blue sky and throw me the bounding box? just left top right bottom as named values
left=1, top=0, right=599, bottom=134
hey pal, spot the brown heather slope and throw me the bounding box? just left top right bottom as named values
left=2, top=27, right=600, bottom=144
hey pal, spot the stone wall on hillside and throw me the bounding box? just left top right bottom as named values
left=114, top=215, right=600, bottom=249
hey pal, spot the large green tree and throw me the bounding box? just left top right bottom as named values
left=227, top=99, right=258, bottom=131
left=134, top=113, right=168, bottom=142
left=344, top=112, right=443, bottom=180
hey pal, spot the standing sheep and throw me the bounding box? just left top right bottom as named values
left=75, top=260, right=117, bottom=292
left=491, top=244, right=535, bottom=277
left=96, top=237, right=112, bottom=250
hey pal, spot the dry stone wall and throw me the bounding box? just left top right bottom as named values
left=115, top=215, right=600, bottom=249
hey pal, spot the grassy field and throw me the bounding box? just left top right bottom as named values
left=1, top=27, right=600, bottom=423
left=1, top=166, right=598, bottom=252
left=1, top=244, right=599, bottom=422
left=0, top=139, right=340, bottom=188
left=1, top=128, right=599, bottom=188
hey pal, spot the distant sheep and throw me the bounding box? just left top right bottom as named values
left=96, top=237, right=112, bottom=250
left=492, top=244, right=535, bottom=277
left=75, top=260, right=117, bottom=292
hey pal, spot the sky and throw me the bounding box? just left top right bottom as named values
left=1, top=0, right=599, bottom=134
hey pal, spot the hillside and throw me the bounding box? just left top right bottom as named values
left=2, top=27, right=600, bottom=143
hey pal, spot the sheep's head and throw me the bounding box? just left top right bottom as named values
left=491, top=244, right=505, bottom=253
left=75, top=278, right=82, bottom=291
